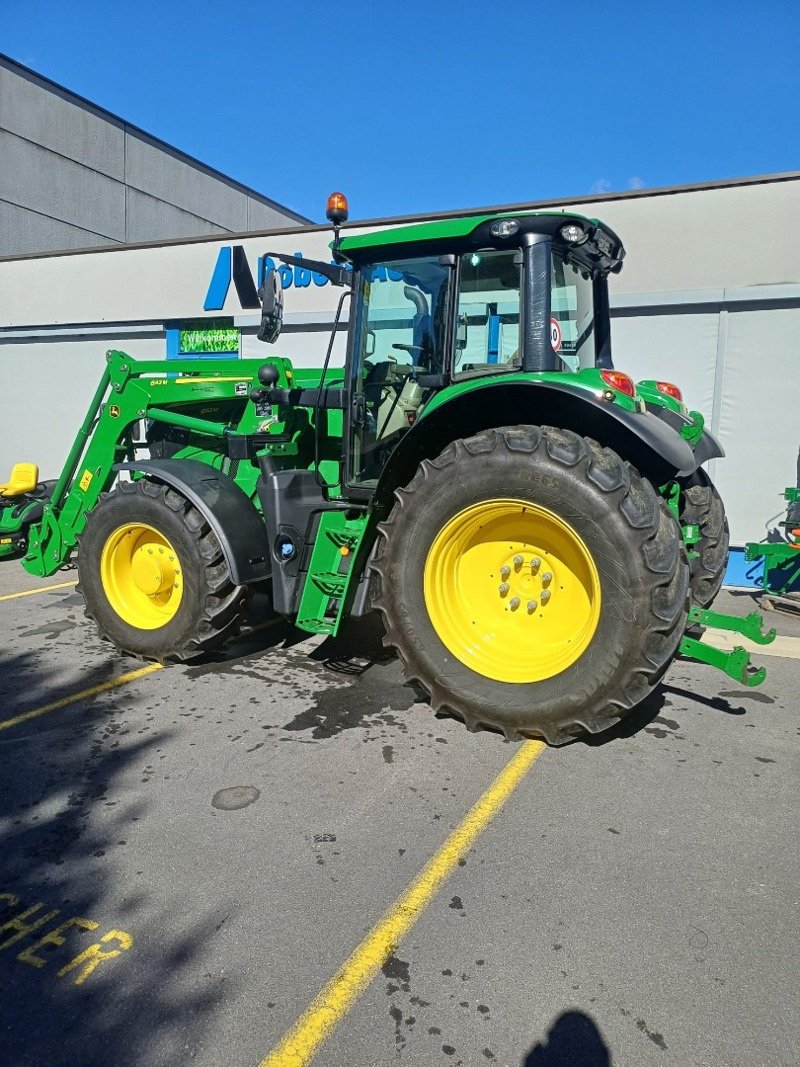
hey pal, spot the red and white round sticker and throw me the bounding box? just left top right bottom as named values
left=550, top=317, right=562, bottom=352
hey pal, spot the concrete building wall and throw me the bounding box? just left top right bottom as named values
left=0, top=54, right=308, bottom=255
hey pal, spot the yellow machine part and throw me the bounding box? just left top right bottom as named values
left=100, top=523, right=183, bottom=629
left=0, top=463, right=39, bottom=498
left=424, top=498, right=601, bottom=684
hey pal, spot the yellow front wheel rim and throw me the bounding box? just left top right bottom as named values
left=100, top=523, right=183, bottom=630
left=424, top=498, right=601, bottom=684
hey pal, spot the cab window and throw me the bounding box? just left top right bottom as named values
left=551, top=253, right=596, bottom=370
left=454, top=251, right=521, bottom=376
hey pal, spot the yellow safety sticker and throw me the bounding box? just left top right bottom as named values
left=78, top=470, right=93, bottom=492
left=0, top=890, right=133, bottom=986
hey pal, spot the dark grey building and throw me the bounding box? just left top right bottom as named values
left=0, top=53, right=309, bottom=255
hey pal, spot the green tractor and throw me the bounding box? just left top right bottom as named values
left=0, top=196, right=774, bottom=744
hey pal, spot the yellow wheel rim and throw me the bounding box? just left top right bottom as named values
left=424, top=498, right=601, bottom=684
left=100, top=523, right=183, bottom=630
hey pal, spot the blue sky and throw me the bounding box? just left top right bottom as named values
left=2, top=1, right=798, bottom=223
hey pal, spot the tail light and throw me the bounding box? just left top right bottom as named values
left=600, top=370, right=636, bottom=398
left=656, top=381, right=683, bottom=401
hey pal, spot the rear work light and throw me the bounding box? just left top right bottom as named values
left=655, top=380, right=683, bottom=401
left=600, top=370, right=636, bottom=398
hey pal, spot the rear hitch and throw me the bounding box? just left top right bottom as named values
left=678, top=604, right=776, bottom=687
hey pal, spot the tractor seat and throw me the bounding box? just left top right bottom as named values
left=0, top=463, right=39, bottom=498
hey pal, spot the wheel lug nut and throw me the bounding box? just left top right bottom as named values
left=499, top=582, right=510, bottom=596
left=527, top=599, right=537, bottom=613
left=513, top=554, right=523, bottom=568
left=541, top=571, right=553, bottom=587
left=509, top=597, right=520, bottom=610
left=530, top=556, right=541, bottom=572
left=500, top=565, right=511, bottom=580
left=541, top=589, right=551, bottom=604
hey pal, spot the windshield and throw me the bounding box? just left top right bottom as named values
left=353, top=256, right=451, bottom=376
left=551, top=252, right=596, bottom=370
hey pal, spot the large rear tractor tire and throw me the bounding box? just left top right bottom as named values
left=373, top=426, right=690, bottom=744
left=678, top=468, right=730, bottom=608
left=77, top=479, right=248, bottom=661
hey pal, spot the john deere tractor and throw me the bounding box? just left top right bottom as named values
left=0, top=195, right=774, bottom=744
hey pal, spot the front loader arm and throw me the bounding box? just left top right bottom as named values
left=20, top=349, right=287, bottom=577
left=23, top=353, right=148, bottom=576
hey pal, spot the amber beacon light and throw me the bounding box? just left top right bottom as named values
left=326, top=192, right=349, bottom=226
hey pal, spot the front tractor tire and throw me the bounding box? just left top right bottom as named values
left=77, top=479, right=247, bottom=661
left=373, top=426, right=690, bottom=745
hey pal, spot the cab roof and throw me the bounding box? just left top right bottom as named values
left=336, top=211, right=625, bottom=276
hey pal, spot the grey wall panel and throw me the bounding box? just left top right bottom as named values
left=247, top=198, right=299, bottom=232
left=714, top=307, right=800, bottom=545
left=610, top=311, right=719, bottom=416
left=240, top=325, right=347, bottom=369
left=125, top=188, right=230, bottom=243
left=124, top=134, right=250, bottom=230
left=0, top=199, right=116, bottom=255
left=0, top=64, right=125, bottom=181
left=0, top=336, right=166, bottom=480
left=1, top=130, right=125, bottom=239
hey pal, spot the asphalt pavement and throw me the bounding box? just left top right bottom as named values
left=0, top=565, right=797, bottom=1067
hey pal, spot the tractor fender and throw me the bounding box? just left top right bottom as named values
left=644, top=402, right=725, bottom=466
left=372, top=379, right=697, bottom=510
left=692, top=428, right=724, bottom=466
left=115, top=459, right=269, bottom=585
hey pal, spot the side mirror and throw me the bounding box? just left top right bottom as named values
left=456, top=313, right=468, bottom=351
left=257, top=270, right=283, bottom=344
left=365, top=329, right=376, bottom=357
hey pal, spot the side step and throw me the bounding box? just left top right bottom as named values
left=295, top=512, right=367, bottom=635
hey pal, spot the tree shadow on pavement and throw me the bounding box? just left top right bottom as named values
left=523, top=1009, right=612, bottom=1065
left=0, top=646, right=241, bottom=1067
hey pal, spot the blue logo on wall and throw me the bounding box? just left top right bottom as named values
left=204, top=245, right=336, bottom=312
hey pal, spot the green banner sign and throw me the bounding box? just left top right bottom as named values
left=179, top=318, right=238, bottom=354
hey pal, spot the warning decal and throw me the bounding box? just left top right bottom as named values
left=550, top=317, right=562, bottom=353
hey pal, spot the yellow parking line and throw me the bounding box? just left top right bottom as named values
left=0, top=580, right=77, bottom=602
left=0, top=617, right=284, bottom=732
left=259, top=738, right=546, bottom=1067
left=0, top=664, right=163, bottom=732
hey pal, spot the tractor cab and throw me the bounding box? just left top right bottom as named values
left=338, top=216, right=621, bottom=486
left=258, top=201, right=627, bottom=494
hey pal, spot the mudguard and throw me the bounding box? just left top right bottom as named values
left=115, top=459, right=269, bottom=585
left=692, top=428, right=724, bottom=466
left=372, top=378, right=697, bottom=510
left=644, top=403, right=725, bottom=466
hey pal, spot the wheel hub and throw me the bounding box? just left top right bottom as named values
left=423, top=498, right=601, bottom=684
left=130, top=543, right=177, bottom=595
left=100, top=523, right=183, bottom=630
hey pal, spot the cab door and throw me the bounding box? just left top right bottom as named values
left=345, top=255, right=453, bottom=489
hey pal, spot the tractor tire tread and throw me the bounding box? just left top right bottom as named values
left=679, top=469, right=730, bottom=607
left=77, top=478, right=246, bottom=662
left=372, top=425, right=689, bottom=744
